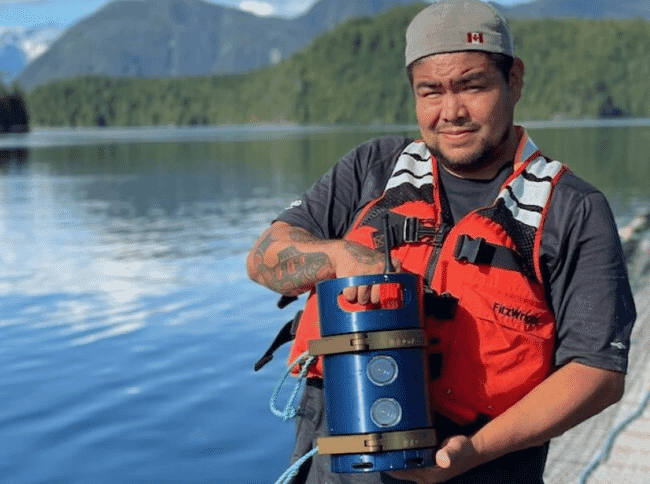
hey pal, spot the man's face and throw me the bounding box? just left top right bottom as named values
left=412, top=51, right=523, bottom=179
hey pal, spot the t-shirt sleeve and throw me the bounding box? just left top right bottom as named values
left=275, top=136, right=410, bottom=239
left=542, top=175, right=636, bottom=373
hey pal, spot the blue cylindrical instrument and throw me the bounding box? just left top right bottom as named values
left=309, top=273, right=436, bottom=473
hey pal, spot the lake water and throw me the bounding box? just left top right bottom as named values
left=1, top=122, right=649, bottom=484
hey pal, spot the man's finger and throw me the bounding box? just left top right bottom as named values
left=342, top=286, right=358, bottom=302
left=357, top=285, right=371, bottom=305
left=370, top=284, right=382, bottom=304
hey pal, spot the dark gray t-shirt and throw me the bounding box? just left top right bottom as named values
left=276, top=135, right=636, bottom=373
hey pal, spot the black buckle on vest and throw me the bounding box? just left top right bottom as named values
left=403, top=217, right=419, bottom=243
left=403, top=217, right=447, bottom=245
left=424, top=289, right=458, bottom=320
left=453, top=235, right=532, bottom=278
left=454, top=235, right=486, bottom=264
left=370, top=215, right=449, bottom=249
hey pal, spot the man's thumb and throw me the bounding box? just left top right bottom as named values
left=436, top=448, right=453, bottom=469
left=436, top=437, right=464, bottom=469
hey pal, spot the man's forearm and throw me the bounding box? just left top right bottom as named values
left=247, top=221, right=389, bottom=299
left=471, top=361, right=625, bottom=464
left=246, top=222, right=337, bottom=296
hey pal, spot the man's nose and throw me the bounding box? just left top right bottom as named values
left=441, top=93, right=468, bottom=123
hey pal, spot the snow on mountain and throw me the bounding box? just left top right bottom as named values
left=0, top=26, right=63, bottom=83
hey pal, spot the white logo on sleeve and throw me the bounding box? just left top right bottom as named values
left=610, top=341, right=627, bottom=350
left=288, top=200, right=302, bottom=209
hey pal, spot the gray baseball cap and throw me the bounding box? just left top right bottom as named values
left=405, top=0, right=515, bottom=67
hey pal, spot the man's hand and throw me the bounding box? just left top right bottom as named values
left=330, top=240, right=401, bottom=305
left=387, top=436, right=482, bottom=484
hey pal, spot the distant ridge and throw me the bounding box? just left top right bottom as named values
left=12, top=0, right=650, bottom=91
left=15, top=0, right=417, bottom=90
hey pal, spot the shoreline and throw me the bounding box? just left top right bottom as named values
left=3, top=119, right=650, bottom=149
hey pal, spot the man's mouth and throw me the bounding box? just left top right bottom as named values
left=437, top=125, right=479, bottom=136
left=438, top=128, right=478, bottom=142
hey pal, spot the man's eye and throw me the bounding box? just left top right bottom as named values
left=465, top=83, right=485, bottom=91
left=420, top=89, right=442, bottom=98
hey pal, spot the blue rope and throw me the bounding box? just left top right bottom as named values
left=268, top=352, right=319, bottom=483
left=273, top=447, right=319, bottom=484
left=579, top=385, right=650, bottom=483
left=269, top=350, right=316, bottom=421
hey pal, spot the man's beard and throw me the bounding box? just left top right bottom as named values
left=429, top=126, right=511, bottom=177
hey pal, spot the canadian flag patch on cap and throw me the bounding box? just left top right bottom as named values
left=467, top=32, right=484, bottom=44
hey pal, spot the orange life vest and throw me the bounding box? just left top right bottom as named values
left=289, top=127, right=568, bottom=426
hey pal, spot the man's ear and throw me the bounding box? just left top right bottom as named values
left=509, top=57, right=525, bottom=103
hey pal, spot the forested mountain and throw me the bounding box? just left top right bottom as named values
left=15, top=0, right=650, bottom=91
left=24, top=4, right=650, bottom=127
left=15, top=0, right=417, bottom=90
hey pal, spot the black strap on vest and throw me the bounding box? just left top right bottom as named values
left=424, top=289, right=458, bottom=320
left=254, top=310, right=302, bottom=371
left=367, top=213, right=449, bottom=250
left=454, top=235, right=532, bottom=278
left=277, top=294, right=298, bottom=309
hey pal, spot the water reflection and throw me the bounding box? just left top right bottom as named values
left=528, top=125, right=650, bottom=199
left=0, top=147, right=29, bottom=174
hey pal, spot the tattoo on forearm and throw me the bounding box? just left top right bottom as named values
left=277, top=246, right=302, bottom=263
left=289, top=230, right=319, bottom=243
left=343, top=241, right=384, bottom=265
left=256, top=231, right=275, bottom=253
left=250, top=228, right=334, bottom=296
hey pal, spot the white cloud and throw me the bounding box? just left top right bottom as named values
left=238, top=0, right=275, bottom=17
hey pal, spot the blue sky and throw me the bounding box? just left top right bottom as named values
left=1, top=0, right=530, bottom=28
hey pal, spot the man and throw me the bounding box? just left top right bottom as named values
left=247, top=1, right=636, bottom=482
